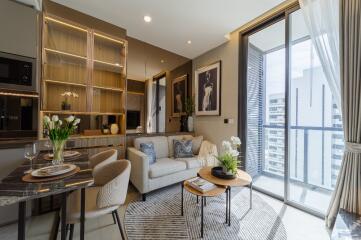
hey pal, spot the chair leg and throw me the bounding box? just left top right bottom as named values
left=113, top=210, right=126, bottom=240
left=112, top=212, right=117, bottom=224
left=51, top=211, right=60, bottom=240
left=69, top=224, right=74, bottom=240
left=142, top=193, right=146, bottom=201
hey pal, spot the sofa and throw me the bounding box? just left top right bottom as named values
left=127, top=134, right=217, bottom=200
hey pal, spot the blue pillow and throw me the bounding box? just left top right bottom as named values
left=140, top=142, right=156, bottom=164
left=173, top=140, right=194, bottom=158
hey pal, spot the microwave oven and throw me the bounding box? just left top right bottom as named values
left=0, top=52, right=36, bottom=92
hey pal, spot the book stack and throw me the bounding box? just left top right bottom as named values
left=187, top=177, right=216, bottom=193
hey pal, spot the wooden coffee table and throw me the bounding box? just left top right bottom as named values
left=181, top=181, right=226, bottom=238
left=198, top=167, right=253, bottom=226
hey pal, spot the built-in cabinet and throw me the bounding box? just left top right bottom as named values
left=40, top=14, right=127, bottom=157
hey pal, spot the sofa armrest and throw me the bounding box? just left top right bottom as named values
left=127, top=147, right=149, bottom=193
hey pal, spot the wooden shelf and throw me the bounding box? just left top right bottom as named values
left=93, top=85, right=124, bottom=92
left=41, top=110, right=124, bottom=116
left=45, top=48, right=87, bottom=60
left=40, top=134, right=125, bottom=141
left=127, top=91, right=144, bottom=96
left=45, top=79, right=87, bottom=87
left=45, top=16, right=87, bottom=32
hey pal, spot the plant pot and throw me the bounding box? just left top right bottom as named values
left=61, top=102, right=71, bottom=110
left=222, top=166, right=234, bottom=176
left=187, top=116, right=194, bottom=132
left=52, top=139, right=66, bottom=165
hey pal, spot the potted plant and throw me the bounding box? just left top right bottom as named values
left=43, top=115, right=80, bottom=165
left=216, top=136, right=241, bottom=176
left=185, top=96, right=195, bottom=132
left=61, top=91, right=79, bottom=110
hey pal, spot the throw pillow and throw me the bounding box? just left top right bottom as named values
left=140, top=142, right=156, bottom=164
left=184, top=135, right=204, bottom=155
left=173, top=139, right=194, bottom=158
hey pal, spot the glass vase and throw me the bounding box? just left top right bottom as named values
left=52, top=140, right=66, bottom=165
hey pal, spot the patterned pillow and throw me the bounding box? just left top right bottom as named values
left=173, top=140, right=194, bottom=158
left=140, top=142, right=156, bottom=164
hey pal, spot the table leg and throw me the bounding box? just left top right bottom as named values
left=181, top=183, right=184, bottom=216
left=61, top=192, right=67, bottom=240
left=225, top=188, right=228, bottom=224
left=204, top=197, right=207, bottom=206
left=250, top=182, right=253, bottom=209
left=197, top=195, right=199, bottom=204
left=18, top=201, right=26, bottom=240
left=201, top=196, right=204, bottom=238
left=228, top=187, right=231, bottom=226
left=80, top=188, right=85, bottom=240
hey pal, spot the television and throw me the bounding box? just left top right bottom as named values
left=127, top=110, right=141, bottom=130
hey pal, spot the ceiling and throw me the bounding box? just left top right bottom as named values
left=51, top=0, right=285, bottom=59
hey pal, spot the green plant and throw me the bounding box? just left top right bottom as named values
left=184, top=96, right=195, bottom=116
left=43, top=115, right=80, bottom=141
left=217, top=153, right=238, bottom=174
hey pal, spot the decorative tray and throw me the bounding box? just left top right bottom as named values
left=211, top=166, right=236, bottom=179
left=31, top=164, right=77, bottom=178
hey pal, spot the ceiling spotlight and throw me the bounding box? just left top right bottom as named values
left=187, top=40, right=192, bottom=44
left=144, top=15, right=152, bottom=23
left=160, top=59, right=165, bottom=63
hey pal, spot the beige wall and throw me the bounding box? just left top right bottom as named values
left=192, top=32, right=239, bottom=149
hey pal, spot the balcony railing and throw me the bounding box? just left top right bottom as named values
left=263, top=124, right=344, bottom=191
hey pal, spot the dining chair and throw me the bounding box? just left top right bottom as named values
left=65, top=160, right=131, bottom=240
left=88, top=149, right=118, bottom=171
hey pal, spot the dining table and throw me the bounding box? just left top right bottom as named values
left=0, top=150, right=94, bottom=240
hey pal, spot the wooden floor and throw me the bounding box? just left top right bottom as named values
left=0, top=186, right=330, bottom=240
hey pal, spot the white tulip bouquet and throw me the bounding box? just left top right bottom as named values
left=216, top=136, right=241, bottom=175
left=43, top=115, right=80, bottom=164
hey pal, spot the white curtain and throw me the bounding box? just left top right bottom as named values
left=299, top=0, right=341, bottom=110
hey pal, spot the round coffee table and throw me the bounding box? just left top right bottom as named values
left=198, top=167, right=253, bottom=226
left=181, top=181, right=226, bottom=238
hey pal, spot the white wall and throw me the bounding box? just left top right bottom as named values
left=192, top=32, right=239, bottom=149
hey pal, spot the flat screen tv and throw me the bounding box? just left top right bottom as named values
left=127, top=110, right=140, bottom=130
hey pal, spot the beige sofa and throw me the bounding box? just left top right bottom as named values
left=127, top=134, right=216, bottom=200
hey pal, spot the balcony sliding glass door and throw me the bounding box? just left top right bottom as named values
left=242, top=7, right=344, bottom=216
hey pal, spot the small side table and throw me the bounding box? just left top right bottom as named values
left=198, top=167, right=253, bottom=226
left=182, top=181, right=226, bottom=238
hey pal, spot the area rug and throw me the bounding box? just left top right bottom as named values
left=124, top=185, right=287, bottom=240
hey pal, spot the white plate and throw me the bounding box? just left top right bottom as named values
left=31, top=164, right=77, bottom=178
left=46, top=151, right=80, bottom=159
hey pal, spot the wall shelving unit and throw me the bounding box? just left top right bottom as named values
left=39, top=14, right=127, bottom=157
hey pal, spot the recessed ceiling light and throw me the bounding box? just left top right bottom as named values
left=144, top=15, right=152, bottom=23
left=187, top=40, right=192, bottom=44
left=160, top=59, right=165, bottom=63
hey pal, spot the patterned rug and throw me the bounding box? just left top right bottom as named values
left=125, top=185, right=287, bottom=240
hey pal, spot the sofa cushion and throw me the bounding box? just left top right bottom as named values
left=184, top=135, right=204, bottom=155
left=134, top=136, right=169, bottom=159
left=173, top=140, right=194, bottom=158
left=139, top=142, right=156, bottom=164
left=149, top=158, right=187, bottom=178
left=176, top=157, right=202, bottom=169
left=168, top=135, right=193, bottom=157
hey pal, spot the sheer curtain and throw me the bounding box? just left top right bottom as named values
left=299, top=0, right=341, bottom=109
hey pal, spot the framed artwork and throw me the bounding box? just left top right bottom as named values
left=172, top=74, right=187, bottom=117
left=195, top=61, right=221, bottom=116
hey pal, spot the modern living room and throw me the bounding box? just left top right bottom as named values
left=0, top=0, right=360, bottom=239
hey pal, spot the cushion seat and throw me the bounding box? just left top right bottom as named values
left=176, top=157, right=202, bottom=169
left=149, top=158, right=187, bottom=178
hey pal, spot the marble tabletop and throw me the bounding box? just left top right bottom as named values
left=332, top=209, right=361, bottom=240
left=0, top=151, right=94, bottom=207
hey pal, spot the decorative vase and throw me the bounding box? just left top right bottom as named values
left=61, top=102, right=71, bottom=110
left=52, top=140, right=66, bottom=165
left=187, top=116, right=194, bottom=132
left=110, top=124, right=119, bottom=135
left=180, top=115, right=188, bottom=132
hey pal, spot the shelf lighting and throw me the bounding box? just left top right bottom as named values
left=0, top=92, right=39, bottom=98
left=45, top=16, right=87, bottom=32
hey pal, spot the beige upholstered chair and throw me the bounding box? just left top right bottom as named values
left=88, top=149, right=118, bottom=171
left=65, top=160, right=131, bottom=240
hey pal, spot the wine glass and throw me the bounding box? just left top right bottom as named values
left=24, top=143, right=38, bottom=174
left=44, top=139, right=52, bottom=154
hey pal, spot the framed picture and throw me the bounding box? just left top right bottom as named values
left=195, top=61, right=221, bottom=116
left=172, top=74, right=187, bottom=117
